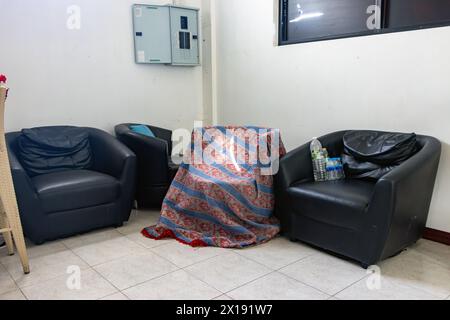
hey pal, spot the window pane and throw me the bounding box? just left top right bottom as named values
left=386, top=0, right=450, bottom=29
left=282, top=0, right=379, bottom=43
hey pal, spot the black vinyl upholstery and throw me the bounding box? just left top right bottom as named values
left=6, top=127, right=136, bottom=244
left=114, top=123, right=179, bottom=208
left=275, top=131, right=441, bottom=268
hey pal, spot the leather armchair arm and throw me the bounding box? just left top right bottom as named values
left=276, top=143, right=313, bottom=192
left=86, top=128, right=136, bottom=180
left=6, top=136, right=46, bottom=240
left=148, top=125, right=173, bottom=154
left=8, top=145, right=39, bottom=201
left=276, top=131, right=347, bottom=191
left=86, top=128, right=136, bottom=222
left=115, top=129, right=171, bottom=184
left=379, top=136, right=441, bottom=184
left=365, top=136, right=441, bottom=263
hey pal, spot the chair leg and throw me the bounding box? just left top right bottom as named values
left=11, top=225, right=30, bottom=274
left=6, top=213, right=30, bottom=273
left=0, top=88, right=29, bottom=274
left=0, top=164, right=30, bottom=274
left=0, top=201, right=14, bottom=256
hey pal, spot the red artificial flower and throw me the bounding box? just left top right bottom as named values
left=0, top=74, right=6, bottom=83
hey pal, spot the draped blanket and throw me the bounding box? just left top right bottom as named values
left=142, top=126, right=286, bottom=248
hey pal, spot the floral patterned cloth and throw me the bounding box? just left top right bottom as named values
left=142, top=126, right=286, bottom=248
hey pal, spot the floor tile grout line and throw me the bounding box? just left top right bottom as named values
left=118, top=265, right=226, bottom=300
left=67, top=234, right=171, bottom=269
left=2, top=247, right=91, bottom=294
left=210, top=293, right=234, bottom=301
left=5, top=214, right=449, bottom=301
left=0, top=262, right=21, bottom=296
left=274, top=270, right=333, bottom=298
left=65, top=238, right=183, bottom=295
left=377, top=273, right=447, bottom=300
left=96, top=292, right=129, bottom=301
left=18, top=287, right=28, bottom=300
left=230, top=249, right=332, bottom=296
left=0, top=286, right=27, bottom=299
left=19, top=222, right=187, bottom=298
left=265, top=252, right=336, bottom=297
left=146, top=244, right=328, bottom=298
left=222, top=270, right=279, bottom=297
left=149, top=247, right=226, bottom=270
left=273, top=254, right=369, bottom=297
left=67, top=244, right=133, bottom=298
left=329, top=274, right=370, bottom=299
left=3, top=260, right=91, bottom=293
left=112, top=268, right=181, bottom=293
left=235, top=250, right=317, bottom=273
left=176, top=251, right=274, bottom=295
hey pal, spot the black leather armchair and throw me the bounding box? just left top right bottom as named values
left=114, top=124, right=179, bottom=208
left=275, top=131, right=441, bottom=268
left=6, top=127, right=136, bottom=244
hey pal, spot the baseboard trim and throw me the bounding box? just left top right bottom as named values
left=423, top=228, right=450, bottom=245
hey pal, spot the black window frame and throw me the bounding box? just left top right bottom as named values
left=279, top=0, right=450, bottom=46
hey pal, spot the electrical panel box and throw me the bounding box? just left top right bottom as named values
left=132, top=4, right=200, bottom=66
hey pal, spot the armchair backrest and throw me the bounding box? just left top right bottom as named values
left=6, top=127, right=94, bottom=177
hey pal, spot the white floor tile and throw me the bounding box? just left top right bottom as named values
left=4, top=250, right=89, bottom=288
left=0, top=289, right=26, bottom=300
left=22, top=269, right=116, bottom=300
left=0, top=240, right=67, bottom=265
left=100, top=292, right=129, bottom=300
left=378, top=249, right=450, bottom=299
left=185, top=252, right=271, bottom=293
left=123, top=270, right=221, bottom=300
left=67, top=232, right=149, bottom=266
left=227, top=272, right=329, bottom=300
left=125, top=231, right=171, bottom=249
left=150, top=242, right=226, bottom=268
left=235, top=237, right=316, bottom=270
left=410, top=239, right=450, bottom=269
left=94, top=251, right=178, bottom=290
left=0, top=264, right=18, bottom=295
left=279, top=253, right=367, bottom=295
left=117, top=210, right=160, bottom=236
left=62, top=229, right=123, bottom=249
left=213, top=294, right=233, bottom=300
left=336, top=276, right=441, bottom=300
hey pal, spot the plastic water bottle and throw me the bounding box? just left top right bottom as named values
left=310, top=138, right=327, bottom=182
left=326, top=158, right=345, bottom=181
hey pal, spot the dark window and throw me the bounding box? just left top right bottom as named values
left=180, top=16, right=188, bottom=30
left=281, top=0, right=378, bottom=44
left=386, top=0, right=450, bottom=29
left=280, top=0, right=450, bottom=45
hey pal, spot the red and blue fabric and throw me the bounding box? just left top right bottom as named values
left=142, top=126, right=286, bottom=248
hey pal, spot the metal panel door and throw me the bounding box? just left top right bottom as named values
left=133, top=5, right=172, bottom=64
left=169, top=7, right=200, bottom=65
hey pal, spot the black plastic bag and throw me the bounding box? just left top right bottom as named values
left=342, top=131, right=418, bottom=179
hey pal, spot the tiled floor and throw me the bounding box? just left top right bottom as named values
left=1, top=210, right=449, bottom=300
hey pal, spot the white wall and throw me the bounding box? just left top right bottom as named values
left=213, top=0, right=450, bottom=232
left=0, top=0, right=204, bottom=133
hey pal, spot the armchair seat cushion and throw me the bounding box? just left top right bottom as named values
left=287, top=179, right=375, bottom=230
left=32, top=170, right=120, bottom=214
